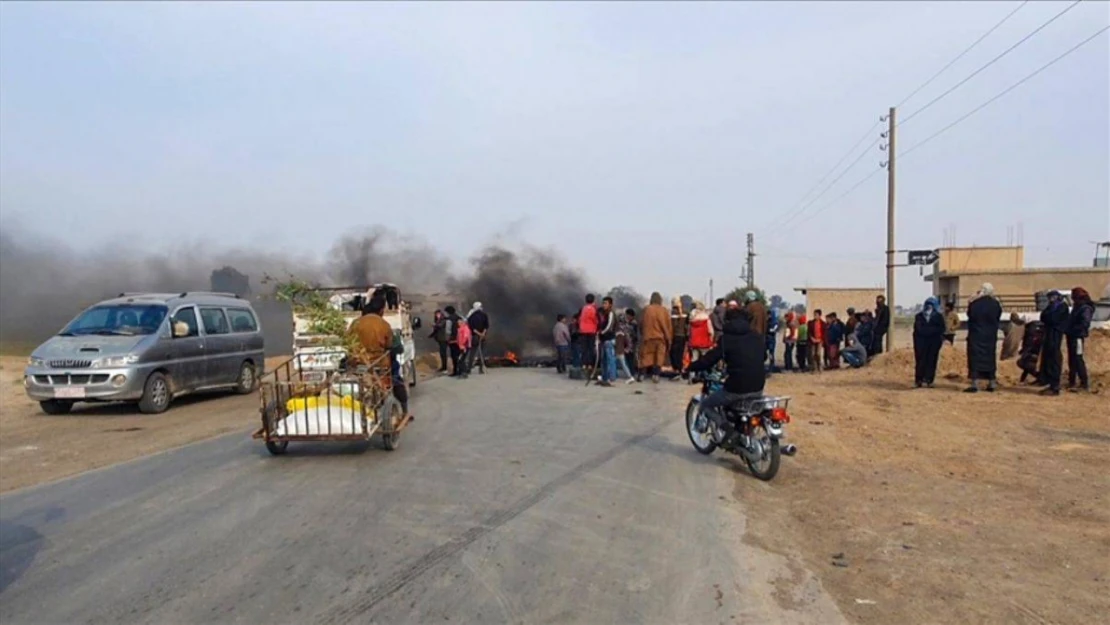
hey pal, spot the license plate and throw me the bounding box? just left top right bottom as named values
left=54, top=387, right=86, bottom=399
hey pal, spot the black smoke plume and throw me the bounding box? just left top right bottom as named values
left=450, top=244, right=595, bottom=357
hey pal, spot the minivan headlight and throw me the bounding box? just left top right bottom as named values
left=97, top=355, right=139, bottom=368
left=27, top=357, right=45, bottom=367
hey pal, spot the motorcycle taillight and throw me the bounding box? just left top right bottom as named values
left=771, top=407, right=790, bottom=423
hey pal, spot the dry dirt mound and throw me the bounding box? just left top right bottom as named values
left=870, top=328, right=1110, bottom=389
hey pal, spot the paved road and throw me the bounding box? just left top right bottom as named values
left=0, top=370, right=843, bottom=624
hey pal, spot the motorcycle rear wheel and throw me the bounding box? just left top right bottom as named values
left=685, top=399, right=717, bottom=455
left=745, top=424, right=780, bottom=481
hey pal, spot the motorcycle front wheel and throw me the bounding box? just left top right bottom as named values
left=745, top=424, right=780, bottom=481
left=685, top=399, right=717, bottom=455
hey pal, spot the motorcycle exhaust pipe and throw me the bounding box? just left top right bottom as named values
left=782, top=444, right=798, bottom=457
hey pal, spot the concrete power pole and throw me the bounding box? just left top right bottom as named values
left=746, top=232, right=755, bottom=290
left=883, top=106, right=897, bottom=351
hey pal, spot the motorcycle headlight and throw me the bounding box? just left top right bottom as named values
left=97, top=354, right=139, bottom=368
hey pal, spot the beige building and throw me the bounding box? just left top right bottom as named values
left=927, top=246, right=1110, bottom=311
left=792, top=287, right=884, bottom=319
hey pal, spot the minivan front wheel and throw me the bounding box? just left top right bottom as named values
left=138, top=372, right=172, bottom=414
left=236, top=362, right=258, bottom=395
left=40, top=400, right=74, bottom=415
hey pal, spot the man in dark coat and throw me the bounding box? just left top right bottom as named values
left=686, top=308, right=766, bottom=430
left=872, top=295, right=891, bottom=356
left=1066, top=287, right=1096, bottom=392
left=1039, top=290, right=1071, bottom=395
left=964, top=284, right=1003, bottom=393
left=913, top=297, right=947, bottom=388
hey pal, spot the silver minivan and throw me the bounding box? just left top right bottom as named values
left=24, top=292, right=265, bottom=415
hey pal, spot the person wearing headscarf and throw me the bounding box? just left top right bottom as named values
left=1038, top=289, right=1070, bottom=395
left=743, top=291, right=768, bottom=337
left=688, top=301, right=715, bottom=363
left=964, top=283, right=1003, bottom=393
left=638, top=292, right=673, bottom=383
left=1065, top=287, right=1095, bottom=392
left=912, top=296, right=947, bottom=388
left=1001, top=312, right=1024, bottom=361
left=466, top=301, right=490, bottom=374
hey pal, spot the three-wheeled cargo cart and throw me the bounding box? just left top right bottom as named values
left=252, top=353, right=412, bottom=455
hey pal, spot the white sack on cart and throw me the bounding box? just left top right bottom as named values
left=273, top=405, right=368, bottom=436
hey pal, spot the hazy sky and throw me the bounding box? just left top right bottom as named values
left=2, top=1, right=1107, bottom=305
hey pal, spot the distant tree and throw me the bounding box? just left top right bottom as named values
left=769, top=293, right=786, bottom=310
left=605, top=285, right=646, bottom=310
left=724, top=285, right=766, bottom=304
left=792, top=302, right=807, bottom=314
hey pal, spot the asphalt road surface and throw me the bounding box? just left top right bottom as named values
left=0, top=370, right=843, bottom=624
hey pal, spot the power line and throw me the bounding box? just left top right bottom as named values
left=897, top=1, right=1030, bottom=108
left=761, top=121, right=880, bottom=233
left=788, top=167, right=886, bottom=233
left=775, top=137, right=881, bottom=233
left=900, top=25, right=1109, bottom=160
left=898, top=0, right=1084, bottom=127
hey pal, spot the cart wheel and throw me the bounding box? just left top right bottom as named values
left=380, top=396, right=404, bottom=451
left=266, top=440, right=289, bottom=456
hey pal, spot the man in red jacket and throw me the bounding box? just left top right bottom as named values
left=578, top=294, right=599, bottom=373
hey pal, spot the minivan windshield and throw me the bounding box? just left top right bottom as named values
left=60, top=304, right=169, bottom=337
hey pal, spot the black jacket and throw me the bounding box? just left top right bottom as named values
left=874, top=304, right=891, bottom=333
left=913, top=310, right=946, bottom=340
left=687, top=316, right=766, bottom=395
left=1040, top=301, right=1070, bottom=339
left=1067, top=300, right=1095, bottom=339
left=468, top=310, right=490, bottom=333
left=597, top=308, right=617, bottom=341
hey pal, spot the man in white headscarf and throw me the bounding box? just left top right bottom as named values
left=466, top=301, right=490, bottom=374
left=964, top=283, right=1003, bottom=393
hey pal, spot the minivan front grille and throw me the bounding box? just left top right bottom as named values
left=33, top=374, right=110, bottom=385
left=48, top=359, right=93, bottom=369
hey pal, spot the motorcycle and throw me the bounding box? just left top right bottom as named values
left=685, top=369, right=795, bottom=481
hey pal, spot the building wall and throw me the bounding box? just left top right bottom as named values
left=935, top=246, right=1023, bottom=274
left=797, top=289, right=884, bottom=319
left=946, top=270, right=1110, bottom=311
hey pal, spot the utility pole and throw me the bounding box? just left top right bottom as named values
left=746, top=232, right=755, bottom=290
left=709, top=278, right=714, bottom=304
left=882, top=106, right=897, bottom=352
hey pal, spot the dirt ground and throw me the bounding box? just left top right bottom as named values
left=0, top=354, right=445, bottom=494
left=734, top=331, right=1110, bottom=624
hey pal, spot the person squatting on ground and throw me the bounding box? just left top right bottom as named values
left=552, top=314, right=571, bottom=374
left=807, top=310, right=825, bottom=374
left=842, top=330, right=868, bottom=368
left=1038, top=289, right=1070, bottom=395
left=1017, top=318, right=1045, bottom=384
left=872, top=295, right=891, bottom=357
left=578, top=294, right=599, bottom=372
left=596, top=297, right=619, bottom=387
left=912, top=296, right=946, bottom=388
left=964, top=283, right=1003, bottom=393
left=639, top=292, right=673, bottom=383
left=855, top=312, right=875, bottom=364
left=782, top=310, right=798, bottom=371
left=429, top=309, right=449, bottom=372
left=466, top=301, right=490, bottom=375
left=685, top=307, right=767, bottom=432
left=670, top=299, right=690, bottom=378
left=1066, top=287, right=1095, bottom=393
left=825, top=312, right=844, bottom=370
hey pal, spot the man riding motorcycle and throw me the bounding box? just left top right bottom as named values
left=685, top=307, right=766, bottom=431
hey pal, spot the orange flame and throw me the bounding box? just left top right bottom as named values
left=504, top=351, right=519, bottom=364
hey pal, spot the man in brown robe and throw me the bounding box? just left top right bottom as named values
left=639, top=292, right=673, bottom=384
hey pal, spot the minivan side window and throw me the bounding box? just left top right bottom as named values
left=173, top=307, right=200, bottom=338
left=227, top=308, right=258, bottom=333
left=200, top=307, right=230, bottom=335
